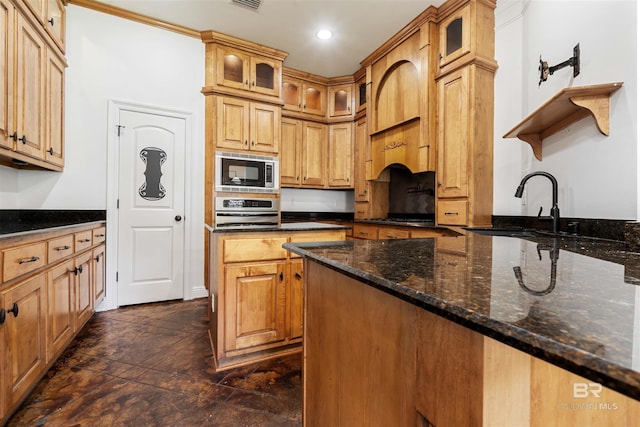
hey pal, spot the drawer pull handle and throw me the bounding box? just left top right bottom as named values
left=55, top=245, right=71, bottom=251
left=0, top=308, right=5, bottom=324
left=73, top=266, right=83, bottom=275
left=95, top=234, right=105, bottom=238
left=444, top=212, right=459, bottom=216
left=95, top=255, right=102, bottom=263
left=78, top=239, right=91, bottom=243
left=295, top=272, right=303, bottom=280
left=8, top=303, right=18, bottom=318
left=279, top=272, right=284, bottom=281
left=19, top=256, right=40, bottom=264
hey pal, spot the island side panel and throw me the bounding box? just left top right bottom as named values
left=303, top=261, right=417, bottom=426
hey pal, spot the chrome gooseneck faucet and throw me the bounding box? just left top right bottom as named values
left=514, top=171, right=560, bottom=233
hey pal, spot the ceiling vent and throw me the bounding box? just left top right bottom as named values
left=231, top=0, right=262, bottom=11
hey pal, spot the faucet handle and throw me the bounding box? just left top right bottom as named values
left=537, top=206, right=544, bottom=218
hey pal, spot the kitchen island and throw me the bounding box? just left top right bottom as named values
left=284, top=232, right=640, bottom=426
left=206, top=221, right=349, bottom=371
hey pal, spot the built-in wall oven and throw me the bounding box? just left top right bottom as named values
left=214, top=197, right=279, bottom=229
left=215, top=151, right=278, bottom=194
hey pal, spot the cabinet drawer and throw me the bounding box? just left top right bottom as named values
left=353, top=224, right=379, bottom=240
left=437, top=200, right=468, bottom=225
left=92, top=227, right=106, bottom=244
left=378, top=228, right=410, bottom=239
left=2, top=242, right=47, bottom=281
left=48, top=235, right=74, bottom=263
left=74, top=231, right=93, bottom=252
left=289, top=231, right=346, bottom=258
left=223, top=237, right=288, bottom=263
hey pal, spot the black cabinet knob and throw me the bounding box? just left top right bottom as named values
left=0, top=308, right=5, bottom=324
left=8, top=303, right=18, bottom=318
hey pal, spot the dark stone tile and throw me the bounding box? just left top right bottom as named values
left=6, top=299, right=302, bottom=426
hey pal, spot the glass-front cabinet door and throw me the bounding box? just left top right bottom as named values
left=250, top=56, right=280, bottom=97
left=216, top=46, right=280, bottom=97
left=438, top=4, right=470, bottom=68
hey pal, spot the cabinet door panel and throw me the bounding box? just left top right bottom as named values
left=327, top=123, right=352, bottom=187
left=354, top=118, right=369, bottom=201
left=289, top=259, right=303, bottom=340
left=15, top=15, right=45, bottom=160
left=250, top=102, right=279, bottom=153
left=45, top=0, right=65, bottom=50
left=45, top=50, right=64, bottom=167
left=0, top=0, right=14, bottom=151
left=93, top=244, right=105, bottom=304
left=47, top=259, right=74, bottom=360
left=216, top=47, right=249, bottom=90
left=224, top=262, right=286, bottom=351
left=216, top=96, right=249, bottom=150
left=280, top=118, right=301, bottom=186
left=2, top=274, right=46, bottom=408
left=437, top=68, right=468, bottom=198
left=250, top=56, right=280, bottom=97
left=301, top=122, right=326, bottom=186
left=75, top=251, right=93, bottom=327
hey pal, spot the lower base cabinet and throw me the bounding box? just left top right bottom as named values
left=1, top=274, right=47, bottom=415
left=303, top=261, right=640, bottom=426
left=209, top=228, right=346, bottom=372
left=0, top=223, right=105, bottom=425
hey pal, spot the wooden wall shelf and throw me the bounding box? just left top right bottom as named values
left=503, top=82, right=623, bottom=160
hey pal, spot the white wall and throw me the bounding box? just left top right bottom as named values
left=494, top=0, right=638, bottom=220
left=17, top=6, right=206, bottom=307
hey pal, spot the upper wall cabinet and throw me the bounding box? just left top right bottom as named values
left=45, top=0, right=65, bottom=51
left=202, top=30, right=288, bottom=102
left=436, top=0, right=496, bottom=74
left=328, top=83, right=354, bottom=118
left=282, top=68, right=328, bottom=118
left=438, top=3, right=470, bottom=68
left=0, top=0, right=66, bottom=171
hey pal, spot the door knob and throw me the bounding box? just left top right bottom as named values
left=175, top=215, right=182, bottom=222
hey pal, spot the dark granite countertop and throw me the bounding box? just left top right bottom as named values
left=284, top=233, right=640, bottom=401
left=206, top=221, right=350, bottom=233
left=0, top=210, right=106, bottom=238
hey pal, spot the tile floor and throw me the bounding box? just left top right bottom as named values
left=7, top=298, right=302, bottom=426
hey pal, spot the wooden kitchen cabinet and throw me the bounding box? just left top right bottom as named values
left=327, top=122, right=353, bottom=188
left=93, top=244, right=105, bottom=305
left=214, top=96, right=280, bottom=154
left=435, top=0, right=496, bottom=227
left=0, top=222, right=105, bottom=425
left=224, top=261, right=287, bottom=352
left=353, top=117, right=369, bottom=202
left=300, top=121, right=326, bottom=187
left=1, top=273, right=47, bottom=416
left=46, top=259, right=74, bottom=359
left=281, top=119, right=353, bottom=189
left=15, top=13, right=45, bottom=161
left=44, top=0, right=64, bottom=51
left=0, top=0, right=66, bottom=171
left=282, top=73, right=327, bottom=117
left=209, top=228, right=346, bottom=371
left=44, top=47, right=64, bottom=167
left=214, top=46, right=281, bottom=98
left=288, top=258, right=303, bottom=341
left=437, top=67, right=469, bottom=200
left=328, top=83, right=353, bottom=118
left=280, top=117, right=302, bottom=186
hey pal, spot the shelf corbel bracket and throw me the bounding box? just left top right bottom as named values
left=569, top=94, right=611, bottom=136
left=516, top=134, right=543, bottom=161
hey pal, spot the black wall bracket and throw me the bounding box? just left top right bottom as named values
left=538, top=43, right=580, bottom=86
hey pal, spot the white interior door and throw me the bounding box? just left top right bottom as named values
left=117, top=109, right=185, bottom=306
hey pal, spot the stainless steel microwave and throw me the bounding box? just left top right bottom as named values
left=215, top=152, right=279, bottom=193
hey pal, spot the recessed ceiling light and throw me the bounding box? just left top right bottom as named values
left=316, top=29, right=333, bottom=40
